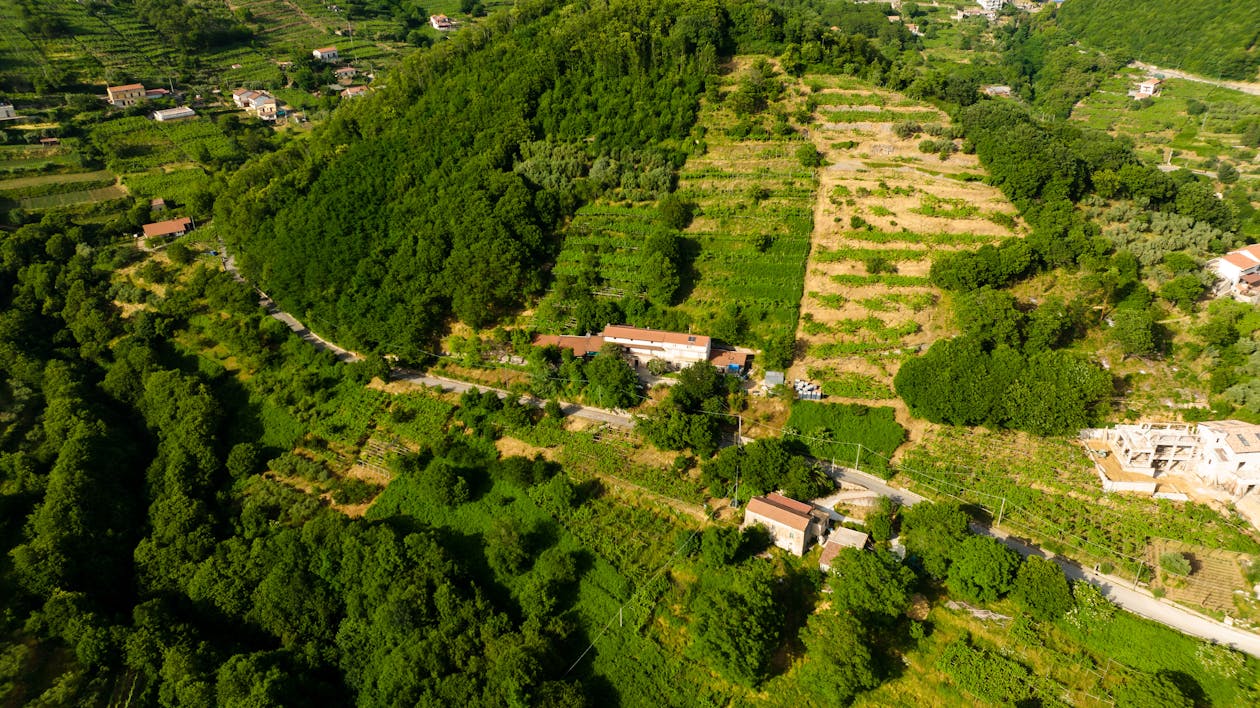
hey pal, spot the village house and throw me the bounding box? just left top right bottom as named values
left=1209, top=244, right=1260, bottom=294
left=152, top=106, right=196, bottom=122
left=818, top=527, right=871, bottom=572
left=1136, top=78, right=1163, bottom=98
left=141, top=216, right=192, bottom=240
left=145, top=87, right=172, bottom=100
left=150, top=198, right=167, bottom=212
left=232, top=89, right=280, bottom=120
left=312, top=47, right=339, bottom=62
left=0, top=103, right=17, bottom=121
left=1082, top=420, right=1260, bottom=499
left=741, top=493, right=831, bottom=556
left=107, top=83, right=146, bottom=107
left=982, top=85, right=1013, bottom=97
left=602, top=325, right=712, bottom=367
left=976, top=0, right=1004, bottom=11
left=334, top=66, right=358, bottom=84
left=430, top=14, right=454, bottom=30
left=1195, top=421, right=1260, bottom=496
left=340, top=85, right=369, bottom=99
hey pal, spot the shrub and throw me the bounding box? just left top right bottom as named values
left=1159, top=551, right=1192, bottom=577
left=796, top=143, right=823, bottom=168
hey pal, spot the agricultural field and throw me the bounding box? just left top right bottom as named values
left=536, top=57, right=817, bottom=347
left=791, top=75, right=1021, bottom=438
left=1072, top=68, right=1260, bottom=177
left=0, top=0, right=426, bottom=94
left=672, top=58, right=817, bottom=344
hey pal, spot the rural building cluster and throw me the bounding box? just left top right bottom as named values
left=232, top=89, right=280, bottom=121
left=740, top=493, right=872, bottom=570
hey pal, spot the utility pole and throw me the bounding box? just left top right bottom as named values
left=995, top=497, right=1006, bottom=528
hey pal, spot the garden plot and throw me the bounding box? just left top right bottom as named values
left=1150, top=539, right=1252, bottom=616
left=792, top=77, right=1022, bottom=414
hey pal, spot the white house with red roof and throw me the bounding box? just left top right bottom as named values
left=741, top=493, right=830, bottom=556
left=602, top=325, right=711, bottom=367
left=141, top=216, right=192, bottom=239
left=312, top=47, right=339, bottom=62
left=1209, top=244, right=1260, bottom=295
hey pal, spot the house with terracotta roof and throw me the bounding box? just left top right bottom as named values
left=430, top=14, right=454, bottom=30
left=141, top=216, right=192, bottom=239
left=533, top=325, right=750, bottom=372
left=107, top=83, right=146, bottom=107
left=1136, top=78, right=1163, bottom=98
left=312, top=47, right=339, bottom=62
left=1210, top=244, right=1260, bottom=288
left=741, top=493, right=830, bottom=556
left=334, top=66, right=358, bottom=84
left=340, top=86, right=369, bottom=99
left=602, top=325, right=712, bottom=367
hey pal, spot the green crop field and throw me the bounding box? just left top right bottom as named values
left=670, top=62, right=818, bottom=344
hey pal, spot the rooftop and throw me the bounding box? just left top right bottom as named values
left=745, top=494, right=814, bottom=532
left=142, top=216, right=192, bottom=237
left=108, top=83, right=145, bottom=92
left=602, top=325, right=711, bottom=348
left=1200, top=420, right=1260, bottom=454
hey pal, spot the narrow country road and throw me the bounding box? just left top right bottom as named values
left=1130, top=61, right=1260, bottom=97
left=820, top=462, right=1260, bottom=657
left=983, top=528, right=1260, bottom=658
left=391, top=370, right=635, bottom=429
left=214, top=245, right=1260, bottom=656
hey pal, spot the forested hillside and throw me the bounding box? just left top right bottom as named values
left=1056, top=0, right=1260, bottom=80
left=216, top=0, right=891, bottom=358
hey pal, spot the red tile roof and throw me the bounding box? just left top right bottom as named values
left=314, top=47, right=337, bottom=53
left=1223, top=252, right=1260, bottom=271
left=710, top=350, right=749, bottom=369
left=602, top=325, right=710, bottom=348
left=142, top=217, right=191, bottom=237
left=533, top=334, right=605, bottom=355
left=745, top=496, right=811, bottom=532
left=108, top=83, right=144, bottom=92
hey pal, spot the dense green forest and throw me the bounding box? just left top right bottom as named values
left=1056, top=0, right=1260, bottom=80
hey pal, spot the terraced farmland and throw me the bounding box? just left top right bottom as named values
left=793, top=76, right=1023, bottom=431
left=671, top=58, right=818, bottom=344
left=537, top=57, right=818, bottom=346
